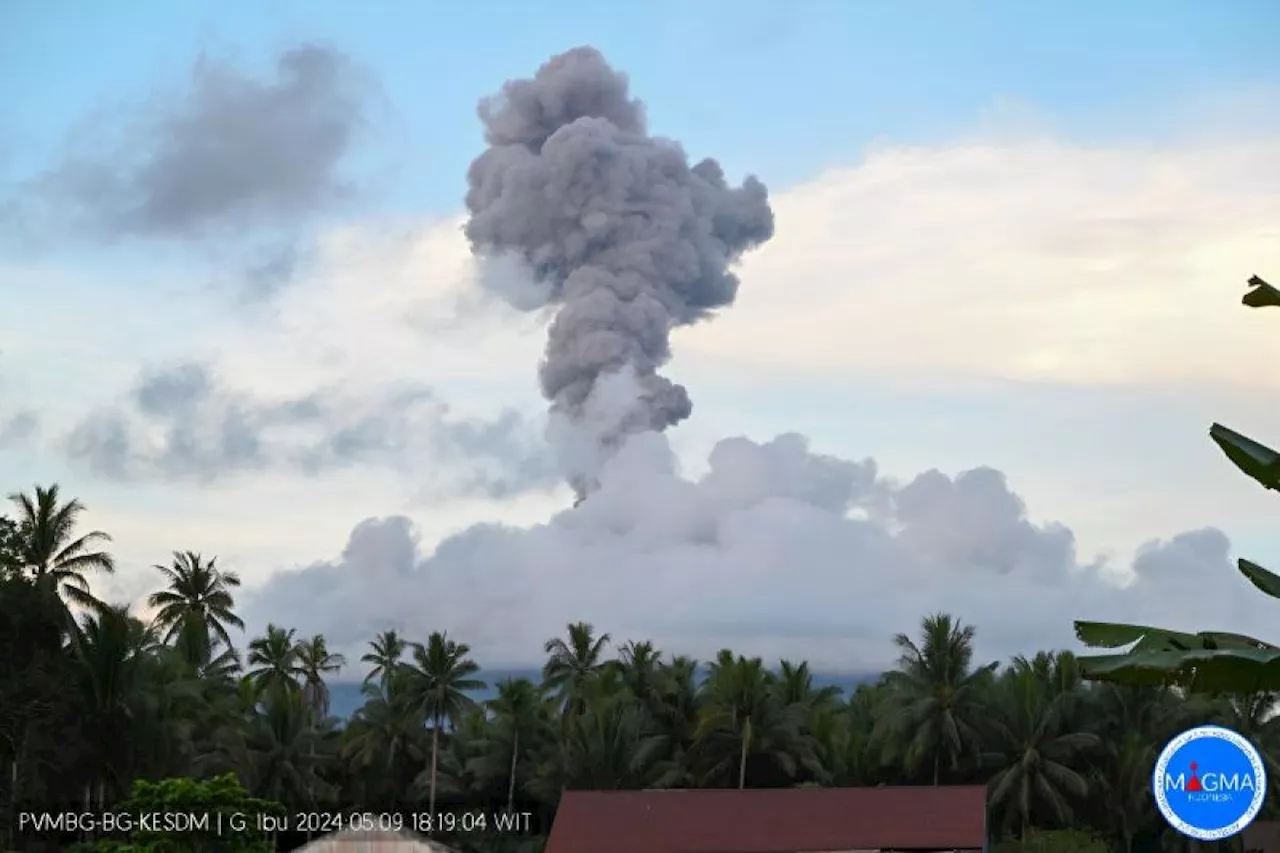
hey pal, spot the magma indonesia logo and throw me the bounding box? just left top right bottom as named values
left=1153, top=725, right=1267, bottom=841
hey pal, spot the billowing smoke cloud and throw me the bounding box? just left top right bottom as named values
left=64, top=362, right=557, bottom=501
left=237, top=432, right=1261, bottom=675
left=463, top=47, right=774, bottom=494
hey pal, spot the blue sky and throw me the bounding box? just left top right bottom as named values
left=5, top=0, right=1278, bottom=207
left=3, top=1, right=1280, bottom=673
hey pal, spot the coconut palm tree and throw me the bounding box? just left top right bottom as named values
left=189, top=639, right=242, bottom=683
left=403, top=631, right=485, bottom=820
left=653, top=655, right=700, bottom=731
left=0, top=515, right=21, bottom=576
left=616, top=640, right=662, bottom=701
left=361, top=630, right=408, bottom=695
left=7, top=484, right=114, bottom=614
left=476, top=678, right=549, bottom=811
left=127, top=645, right=210, bottom=780
left=342, top=682, right=428, bottom=809
left=246, top=625, right=304, bottom=699
left=542, top=622, right=611, bottom=716
left=693, top=650, right=812, bottom=789
left=429, top=705, right=491, bottom=804
left=241, top=689, right=333, bottom=807
left=1096, top=725, right=1161, bottom=853
left=1086, top=680, right=1219, bottom=851
left=0, top=569, right=82, bottom=825
left=295, top=635, right=346, bottom=721
left=873, top=612, right=997, bottom=785
left=986, top=656, right=1102, bottom=839
left=776, top=660, right=842, bottom=711
left=146, top=552, right=244, bottom=662
left=71, top=605, right=156, bottom=808
left=291, top=633, right=346, bottom=817
left=811, top=683, right=885, bottom=787
left=536, top=690, right=670, bottom=794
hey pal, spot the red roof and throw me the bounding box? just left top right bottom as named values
left=546, top=786, right=987, bottom=853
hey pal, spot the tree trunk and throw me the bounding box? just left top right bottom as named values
left=83, top=782, right=91, bottom=843
left=932, top=751, right=940, bottom=786
left=429, top=723, right=440, bottom=823
left=738, top=717, right=752, bottom=790
left=307, top=739, right=316, bottom=841
left=8, top=755, right=18, bottom=850
left=1020, top=777, right=1030, bottom=843
left=507, top=730, right=519, bottom=812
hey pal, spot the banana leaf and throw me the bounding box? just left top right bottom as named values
left=1078, top=644, right=1280, bottom=693
left=1072, top=277, right=1280, bottom=695
left=1243, top=274, right=1280, bottom=308
left=1238, top=558, right=1280, bottom=599
left=1210, top=424, right=1280, bottom=491
left=1075, top=615, right=1280, bottom=693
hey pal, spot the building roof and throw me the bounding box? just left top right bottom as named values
left=546, top=786, right=987, bottom=853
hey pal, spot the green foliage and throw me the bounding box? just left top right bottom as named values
left=0, top=515, right=20, bottom=577
left=8, top=482, right=1280, bottom=853
left=6, top=484, right=115, bottom=613
left=1076, top=273, right=1280, bottom=693
left=992, top=828, right=1109, bottom=853
left=65, top=775, right=284, bottom=853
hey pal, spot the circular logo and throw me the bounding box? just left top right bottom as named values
left=1153, top=725, right=1267, bottom=841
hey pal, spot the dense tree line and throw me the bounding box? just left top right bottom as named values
left=1, top=484, right=1277, bottom=853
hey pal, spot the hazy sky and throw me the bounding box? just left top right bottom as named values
left=3, top=0, right=1280, bottom=677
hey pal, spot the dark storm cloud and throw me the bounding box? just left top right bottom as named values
left=27, top=44, right=369, bottom=240
left=64, top=362, right=557, bottom=500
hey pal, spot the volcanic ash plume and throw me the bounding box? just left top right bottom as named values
left=463, top=46, right=775, bottom=497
